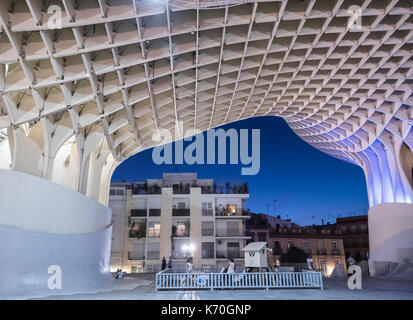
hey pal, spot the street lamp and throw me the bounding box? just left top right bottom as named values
left=182, top=243, right=195, bottom=258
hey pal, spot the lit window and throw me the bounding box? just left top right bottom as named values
left=148, top=222, right=160, bottom=237
left=226, top=204, right=237, bottom=216
left=176, top=222, right=187, bottom=236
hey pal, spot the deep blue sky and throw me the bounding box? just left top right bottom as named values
left=112, top=116, right=368, bottom=225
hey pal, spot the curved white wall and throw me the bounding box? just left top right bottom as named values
left=0, top=169, right=113, bottom=298
left=0, top=169, right=111, bottom=234
left=368, top=203, right=413, bottom=279
left=0, top=224, right=113, bottom=298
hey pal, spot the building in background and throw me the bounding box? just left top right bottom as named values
left=246, top=213, right=346, bottom=276
left=245, top=213, right=296, bottom=243
left=334, top=215, right=369, bottom=261
left=109, top=173, right=250, bottom=273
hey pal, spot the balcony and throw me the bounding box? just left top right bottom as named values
left=147, top=251, right=160, bottom=260
left=129, top=229, right=146, bottom=239
left=172, top=208, right=190, bottom=216
left=128, top=251, right=145, bottom=261
left=216, top=228, right=245, bottom=237
left=216, top=250, right=243, bottom=259
left=317, top=249, right=327, bottom=255
left=172, top=230, right=190, bottom=238
left=149, top=208, right=161, bottom=216
left=202, top=229, right=214, bottom=237
left=202, top=209, right=214, bottom=216
left=303, top=248, right=312, bottom=255
left=131, top=209, right=147, bottom=217
left=215, top=208, right=249, bottom=217
left=331, top=249, right=342, bottom=255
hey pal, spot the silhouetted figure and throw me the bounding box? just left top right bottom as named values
left=161, top=257, right=167, bottom=271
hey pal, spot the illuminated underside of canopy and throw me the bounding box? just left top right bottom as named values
left=0, top=0, right=411, bottom=206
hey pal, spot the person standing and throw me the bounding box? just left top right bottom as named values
left=307, top=257, right=314, bottom=270
left=347, top=255, right=356, bottom=266
left=161, top=257, right=167, bottom=271
left=167, top=256, right=172, bottom=270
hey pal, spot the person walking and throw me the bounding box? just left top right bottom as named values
left=186, top=257, right=194, bottom=273
left=227, top=258, right=235, bottom=274
left=167, top=256, right=172, bottom=270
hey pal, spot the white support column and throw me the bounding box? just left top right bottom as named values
left=368, top=203, right=413, bottom=279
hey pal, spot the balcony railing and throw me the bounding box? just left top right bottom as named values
left=131, top=209, right=147, bottom=217
left=172, top=208, right=190, bottom=216
left=128, top=251, right=145, bottom=260
left=216, top=250, right=243, bottom=259
left=172, top=231, right=190, bottom=238
left=202, top=209, right=214, bottom=216
left=303, top=248, right=312, bottom=255
left=147, top=251, right=160, bottom=260
left=331, top=249, right=342, bottom=255
left=129, top=229, right=146, bottom=239
left=202, top=229, right=214, bottom=237
left=215, top=208, right=249, bottom=217
left=149, top=208, right=161, bottom=216
left=317, top=249, right=327, bottom=255
left=216, top=229, right=245, bottom=237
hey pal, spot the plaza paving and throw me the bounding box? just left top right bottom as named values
left=33, top=275, right=413, bottom=300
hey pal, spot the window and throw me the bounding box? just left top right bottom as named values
left=331, top=241, right=338, bottom=249
left=147, top=243, right=160, bottom=260
left=148, top=222, right=160, bottom=238
left=227, top=242, right=240, bottom=258
left=317, top=240, right=324, bottom=249
left=226, top=204, right=237, bottom=216
left=287, top=240, right=294, bottom=248
left=351, top=225, right=357, bottom=232
left=226, top=221, right=240, bottom=236
left=201, top=242, right=214, bottom=259
left=361, top=224, right=367, bottom=231
left=176, top=222, right=188, bottom=237
left=257, top=232, right=267, bottom=242
left=319, top=259, right=327, bottom=275
left=129, top=243, right=145, bottom=260
left=202, top=202, right=213, bottom=216
left=202, top=221, right=214, bottom=236
left=334, top=259, right=341, bottom=265
left=273, top=240, right=281, bottom=255
left=302, top=239, right=309, bottom=249
left=178, top=202, right=186, bottom=209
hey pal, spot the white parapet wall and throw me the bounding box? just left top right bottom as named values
left=0, top=169, right=113, bottom=298
left=368, top=203, right=413, bottom=279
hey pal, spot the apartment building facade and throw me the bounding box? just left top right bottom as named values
left=246, top=213, right=346, bottom=276
left=334, top=215, right=369, bottom=261
left=109, top=173, right=250, bottom=273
